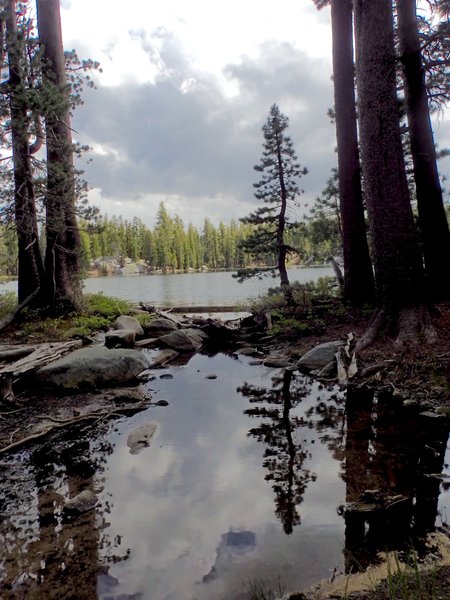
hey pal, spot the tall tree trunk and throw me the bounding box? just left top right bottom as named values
left=397, top=0, right=450, bottom=301
left=354, top=0, right=425, bottom=313
left=331, top=0, right=375, bottom=306
left=36, top=0, right=81, bottom=311
left=4, top=0, right=45, bottom=304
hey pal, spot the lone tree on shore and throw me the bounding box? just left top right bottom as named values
left=235, top=104, right=307, bottom=301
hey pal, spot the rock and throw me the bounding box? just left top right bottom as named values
left=435, top=406, right=450, bottom=416
left=63, top=490, right=98, bottom=515
left=147, top=349, right=179, bottom=367
left=263, top=356, right=292, bottom=368
left=160, top=373, right=173, bottom=379
left=36, top=347, right=150, bottom=390
left=127, top=421, right=158, bottom=454
left=205, top=373, right=217, bottom=379
left=105, top=329, right=136, bottom=348
left=155, top=400, right=169, bottom=406
left=114, top=315, right=144, bottom=336
left=248, top=359, right=264, bottom=366
left=134, top=338, right=158, bottom=348
left=317, top=360, right=336, bottom=378
left=158, top=329, right=205, bottom=352
left=142, top=318, right=178, bottom=336
left=237, top=347, right=259, bottom=356
left=297, top=340, right=345, bottom=370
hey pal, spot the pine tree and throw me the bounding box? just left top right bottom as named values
left=236, top=104, right=307, bottom=300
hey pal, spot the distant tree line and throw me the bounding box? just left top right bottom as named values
left=0, top=190, right=344, bottom=277
left=75, top=200, right=342, bottom=275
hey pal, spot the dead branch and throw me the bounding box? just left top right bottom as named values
left=0, top=408, right=129, bottom=456
left=0, top=288, right=40, bottom=333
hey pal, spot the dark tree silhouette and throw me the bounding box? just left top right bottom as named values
left=239, top=370, right=315, bottom=534
left=236, top=104, right=307, bottom=303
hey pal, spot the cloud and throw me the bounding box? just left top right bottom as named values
left=73, top=37, right=335, bottom=227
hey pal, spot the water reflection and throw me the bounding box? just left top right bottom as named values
left=342, top=387, right=449, bottom=572
left=1, top=354, right=449, bottom=599
left=0, top=431, right=126, bottom=599
left=239, top=369, right=317, bottom=534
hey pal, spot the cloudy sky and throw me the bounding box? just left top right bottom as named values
left=59, top=0, right=450, bottom=228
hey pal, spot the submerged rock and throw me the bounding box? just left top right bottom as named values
left=63, top=489, right=98, bottom=515
left=147, top=349, right=179, bottom=367
left=127, top=421, right=159, bottom=454
left=263, top=356, right=292, bottom=368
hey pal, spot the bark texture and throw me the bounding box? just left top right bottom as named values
left=4, top=1, right=45, bottom=303
left=354, top=0, right=425, bottom=311
left=331, top=0, right=375, bottom=305
left=397, top=0, right=450, bottom=301
left=37, top=0, right=81, bottom=310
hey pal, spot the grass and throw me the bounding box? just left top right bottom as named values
left=2, top=292, right=153, bottom=341
left=243, top=576, right=286, bottom=600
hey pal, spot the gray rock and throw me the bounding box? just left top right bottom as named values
left=147, top=349, right=179, bottom=367
left=114, top=315, right=144, bottom=336
left=63, top=489, right=98, bottom=515
left=105, top=329, right=136, bottom=348
left=205, top=373, right=217, bottom=379
left=142, top=318, right=178, bottom=336
left=127, top=421, right=158, bottom=454
left=317, top=360, right=337, bottom=378
left=158, top=329, right=204, bottom=352
left=36, top=347, right=150, bottom=390
left=134, top=338, right=158, bottom=348
left=237, top=347, right=259, bottom=356
left=263, top=356, right=292, bottom=368
left=297, top=340, right=345, bottom=370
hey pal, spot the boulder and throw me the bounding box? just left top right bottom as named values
left=142, top=318, right=178, bottom=336
left=36, top=347, right=150, bottom=390
left=297, top=340, right=345, bottom=370
left=114, top=315, right=144, bottom=336
left=105, top=329, right=136, bottom=348
left=127, top=421, right=159, bottom=455
left=158, top=329, right=205, bottom=352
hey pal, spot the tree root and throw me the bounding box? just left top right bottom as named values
left=355, top=305, right=437, bottom=352
left=355, top=308, right=386, bottom=352
left=0, top=407, right=136, bottom=456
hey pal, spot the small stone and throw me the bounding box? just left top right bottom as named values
left=127, top=422, right=158, bottom=454
left=63, top=490, right=98, bottom=515
left=160, top=373, right=173, bottom=380
left=263, top=356, right=292, bottom=368
left=155, top=400, right=169, bottom=406
left=205, top=374, right=217, bottom=379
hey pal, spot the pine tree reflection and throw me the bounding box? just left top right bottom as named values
left=342, top=387, right=449, bottom=573
left=239, top=369, right=316, bottom=534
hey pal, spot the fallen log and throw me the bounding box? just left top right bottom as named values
left=0, top=339, right=82, bottom=377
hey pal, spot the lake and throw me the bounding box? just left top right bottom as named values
left=0, top=267, right=334, bottom=306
